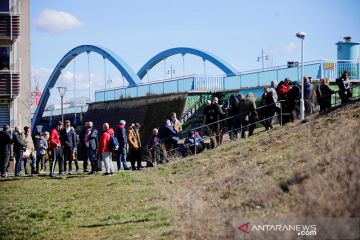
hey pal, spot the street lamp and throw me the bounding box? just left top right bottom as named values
left=296, top=31, right=306, bottom=121
left=36, top=125, right=43, bottom=134
left=57, top=86, right=67, bottom=124
left=167, top=64, right=175, bottom=80
left=257, top=48, right=269, bottom=71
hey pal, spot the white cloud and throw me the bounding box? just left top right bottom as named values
left=281, top=42, right=298, bottom=54
left=62, top=70, right=74, bottom=81
left=33, top=9, right=83, bottom=33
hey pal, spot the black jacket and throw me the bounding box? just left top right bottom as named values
left=80, top=128, right=98, bottom=151
left=316, top=84, right=334, bottom=99
left=115, top=126, right=127, bottom=147
left=60, top=128, right=77, bottom=150
left=13, top=131, right=26, bottom=153
left=0, top=130, right=12, bottom=153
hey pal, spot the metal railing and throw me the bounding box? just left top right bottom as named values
left=148, top=84, right=360, bottom=164
left=181, top=94, right=208, bottom=123
left=94, top=59, right=360, bottom=102
left=321, top=60, right=360, bottom=80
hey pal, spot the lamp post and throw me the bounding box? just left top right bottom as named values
left=296, top=31, right=306, bottom=121
left=57, top=86, right=67, bottom=124
left=36, top=125, right=43, bottom=134
left=257, top=48, right=269, bottom=71
left=167, top=64, right=175, bottom=80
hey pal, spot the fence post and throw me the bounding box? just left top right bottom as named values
left=280, top=103, right=283, bottom=126
left=194, top=136, right=197, bottom=155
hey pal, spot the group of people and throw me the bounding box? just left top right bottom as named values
left=0, top=125, right=42, bottom=177
left=191, top=71, right=354, bottom=148
left=0, top=72, right=354, bottom=178
left=0, top=111, right=187, bottom=177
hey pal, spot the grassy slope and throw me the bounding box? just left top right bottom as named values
left=1, top=102, right=359, bottom=239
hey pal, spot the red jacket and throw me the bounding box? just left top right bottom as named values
left=277, top=83, right=290, bottom=100
left=98, top=128, right=114, bottom=153
left=49, top=128, right=61, bottom=149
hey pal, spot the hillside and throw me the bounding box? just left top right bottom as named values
left=1, top=102, right=360, bottom=240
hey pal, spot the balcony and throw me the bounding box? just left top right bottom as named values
left=0, top=71, right=20, bottom=96
left=0, top=14, right=20, bottom=39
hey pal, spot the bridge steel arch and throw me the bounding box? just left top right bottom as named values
left=32, top=45, right=142, bottom=131
left=137, top=47, right=237, bottom=79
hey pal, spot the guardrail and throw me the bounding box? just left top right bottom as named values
left=148, top=84, right=360, bottom=164
left=94, top=60, right=360, bottom=102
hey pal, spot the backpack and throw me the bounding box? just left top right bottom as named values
left=107, top=131, right=119, bottom=151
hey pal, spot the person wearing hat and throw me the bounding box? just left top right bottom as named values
left=49, top=121, right=64, bottom=177
left=60, top=120, right=78, bottom=174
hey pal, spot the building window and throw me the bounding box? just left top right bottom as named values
left=0, top=0, right=9, bottom=12
left=0, top=47, right=10, bottom=70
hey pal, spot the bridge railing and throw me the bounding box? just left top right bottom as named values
left=94, top=60, right=360, bottom=102
left=147, top=84, right=360, bottom=164
left=321, top=60, right=360, bottom=80
left=95, top=75, right=196, bottom=101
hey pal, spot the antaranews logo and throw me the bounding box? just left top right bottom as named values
left=238, top=223, right=250, bottom=235
left=238, top=222, right=317, bottom=236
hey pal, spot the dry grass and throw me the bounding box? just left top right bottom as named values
left=1, top=102, right=359, bottom=239
left=156, top=102, right=360, bottom=239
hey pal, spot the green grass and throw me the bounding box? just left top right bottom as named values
left=0, top=172, right=172, bottom=240
left=1, top=101, right=360, bottom=239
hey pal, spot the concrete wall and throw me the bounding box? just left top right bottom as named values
left=15, top=0, right=31, bottom=128
left=85, top=93, right=188, bottom=144
left=0, top=0, right=31, bottom=129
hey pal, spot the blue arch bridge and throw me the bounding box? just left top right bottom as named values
left=32, top=44, right=360, bottom=137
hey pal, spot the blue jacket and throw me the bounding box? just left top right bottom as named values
left=115, top=126, right=127, bottom=147
left=60, top=128, right=77, bottom=151
left=36, top=137, right=48, bottom=155
left=158, top=125, right=179, bottom=144
left=304, top=82, right=313, bottom=100
left=148, top=135, right=159, bottom=149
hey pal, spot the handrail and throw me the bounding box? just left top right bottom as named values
left=158, top=100, right=278, bottom=145
left=154, top=83, right=360, bottom=157
left=181, top=94, right=208, bottom=123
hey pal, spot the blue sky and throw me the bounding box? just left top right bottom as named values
left=30, top=0, right=360, bottom=102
